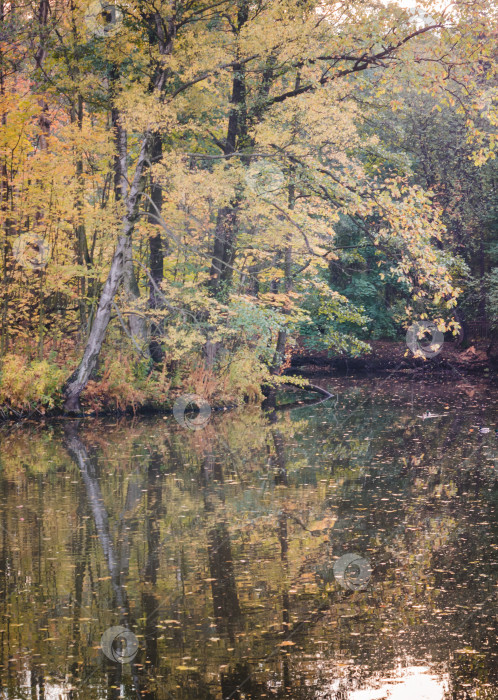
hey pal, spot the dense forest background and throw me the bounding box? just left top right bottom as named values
left=1, top=0, right=497, bottom=415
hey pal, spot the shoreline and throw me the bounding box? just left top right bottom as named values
left=289, top=339, right=497, bottom=377
left=1, top=340, right=496, bottom=423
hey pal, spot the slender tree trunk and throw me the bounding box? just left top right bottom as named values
left=142, top=12, right=173, bottom=362
left=35, top=0, right=50, bottom=153
left=63, top=234, right=128, bottom=411
left=72, top=94, right=91, bottom=331
left=0, top=14, right=10, bottom=354
left=63, top=136, right=151, bottom=412
left=271, top=180, right=294, bottom=374
left=208, top=48, right=275, bottom=301
left=270, top=246, right=292, bottom=374
left=208, top=4, right=248, bottom=298
left=148, top=133, right=165, bottom=363
left=29, top=0, right=51, bottom=361
left=208, top=204, right=239, bottom=298
left=63, top=10, right=172, bottom=410
left=123, top=234, right=148, bottom=349
left=111, top=105, right=148, bottom=349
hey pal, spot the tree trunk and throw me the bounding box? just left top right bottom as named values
left=0, top=42, right=11, bottom=355
left=63, top=234, right=128, bottom=412
left=35, top=0, right=50, bottom=152
left=271, top=186, right=294, bottom=374
left=123, top=234, right=148, bottom=349
left=208, top=205, right=238, bottom=298
left=148, top=133, right=165, bottom=363
left=111, top=105, right=149, bottom=350
left=207, top=5, right=248, bottom=298
left=63, top=11, right=171, bottom=410
left=72, top=94, right=91, bottom=332
left=63, top=135, right=151, bottom=412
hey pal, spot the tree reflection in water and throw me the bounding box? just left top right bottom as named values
left=0, top=377, right=496, bottom=699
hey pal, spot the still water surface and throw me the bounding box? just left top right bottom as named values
left=0, top=376, right=497, bottom=699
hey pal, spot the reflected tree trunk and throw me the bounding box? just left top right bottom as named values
left=220, top=662, right=263, bottom=700
left=272, top=428, right=288, bottom=488
left=141, top=451, right=164, bottom=695
left=68, top=485, right=90, bottom=688
left=64, top=428, right=127, bottom=612
left=200, top=444, right=241, bottom=635
left=208, top=521, right=241, bottom=636
left=64, top=425, right=143, bottom=695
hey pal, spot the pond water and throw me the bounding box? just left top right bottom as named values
left=0, top=376, right=497, bottom=699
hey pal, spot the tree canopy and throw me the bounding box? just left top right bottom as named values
left=1, top=0, right=497, bottom=413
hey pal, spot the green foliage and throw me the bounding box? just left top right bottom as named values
left=366, top=91, right=498, bottom=338
left=226, top=299, right=285, bottom=364
left=340, top=276, right=398, bottom=340
left=297, top=274, right=372, bottom=355
left=487, top=268, right=498, bottom=330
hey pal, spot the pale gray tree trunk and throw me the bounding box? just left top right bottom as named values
left=123, top=234, right=149, bottom=349
left=113, top=110, right=149, bottom=351
left=63, top=22, right=170, bottom=412
left=63, top=136, right=151, bottom=412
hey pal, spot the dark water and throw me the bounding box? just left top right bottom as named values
left=0, top=376, right=497, bottom=699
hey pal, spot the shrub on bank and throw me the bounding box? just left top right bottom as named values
left=0, top=353, right=65, bottom=414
